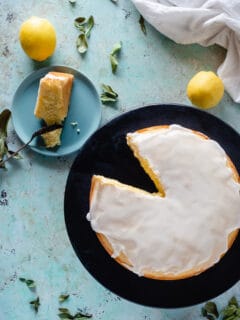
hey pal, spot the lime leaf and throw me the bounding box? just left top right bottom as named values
left=0, top=109, right=11, bottom=167
left=76, top=33, right=88, bottom=53
left=74, top=17, right=86, bottom=29
left=59, top=294, right=70, bottom=303
left=202, top=301, right=219, bottom=320
left=228, top=297, right=239, bottom=308
left=110, top=42, right=122, bottom=73
left=100, top=84, right=118, bottom=104
left=19, top=277, right=36, bottom=289
left=222, top=305, right=238, bottom=318
left=73, top=309, right=92, bottom=319
left=111, top=42, right=122, bottom=56
left=30, top=297, right=40, bottom=313
left=85, top=16, right=94, bottom=38
left=139, top=15, right=147, bottom=35
left=110, top=55, right=118, bottom=73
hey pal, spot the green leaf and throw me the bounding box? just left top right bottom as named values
left=74, top=17, right=87, bottom=29
left=222, top=305, right=238, bottom=319
left=110, top=42, right=122, bottom=73
left=111, top=42, right=122, bottom=56
left=229, top=297, right=239, bottom=308
left=76, top=33, right=88, bottom=53
left=139, top=15, right=147, bottom=35
left=100, top=84, right=118, bottom=104
left=223, top=316, right=239, bottom=320
left=19, top=277, right=36, bottom=289
left=202, top=301, right=219, bottom=320
left=58, top=308, right=73, bottom=319
left=59, top=308, right=71, bottom=313
left=85, top=16, right=94, bottom=38
left=0, top=109, right=11, bottom=138
left=74, top=16, right=94, bottom=54
left=0, top=109, right=11, bottom=166
left=29, top=297, right=40, bottom=313
left=110, top=55, right=118, bottom=73
left=59, top=294, right=70, bottom=303
left=74, top=16, right=94, bottom=38
left=74, top=310, right=92, bottom=318
left=58, top=313, right=73, bottom=319
left=102, top=84, right=118, bottom=97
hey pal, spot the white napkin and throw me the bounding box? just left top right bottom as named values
left=131, top=0, right=240, bottom=103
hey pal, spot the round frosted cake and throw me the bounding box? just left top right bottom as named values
left=87, top=125, right=240, bottom=280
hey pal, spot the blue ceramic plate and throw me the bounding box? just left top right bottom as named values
left=12, top=66, right=101, bottom=157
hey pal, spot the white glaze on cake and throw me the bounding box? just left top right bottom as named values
left=87, top=125, right=240, bottom=276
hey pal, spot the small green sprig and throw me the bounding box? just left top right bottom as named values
left=58, top=307, right=92, bottom=319
left=139, top=15, right=147, bottom=35
left=100, top=84, right=118, bottom=104
left=75, top=16, right=94, bottom=54
left=19, top=278, right=36, bottom=289
left=0, top=109, right=21, bottom=169
left=202, top=297, right=240, bottom=320
left=59, top=294, right=70, bottom=303
left=30, top=297, right=40, bottom=313
left=202, top=301, right=219, bottom=320
left=110, top=42, right=122, bottom=73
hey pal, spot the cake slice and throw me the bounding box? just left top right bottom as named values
left=34, top=71, right=74, bottom=148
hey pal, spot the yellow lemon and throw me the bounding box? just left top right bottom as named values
left=187, top=71, right=224, bottom=109
left=19, top=16, right=56, bottom=61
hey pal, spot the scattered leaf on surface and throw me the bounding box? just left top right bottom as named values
left=110, top=41, right=122, bottom=73
left=100, top=84, right=118, bottom=104
left=139, top=15, right=147, bottom=35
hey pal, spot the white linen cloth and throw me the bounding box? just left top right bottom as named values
left=131, top=0, right=240, bottom=103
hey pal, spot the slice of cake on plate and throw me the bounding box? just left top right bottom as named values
left=34, top=71, right=74, bottom=148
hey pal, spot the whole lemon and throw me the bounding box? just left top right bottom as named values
left=19, top=16, right=56, bottom=61
left=187, top=71, right=224, bottom=109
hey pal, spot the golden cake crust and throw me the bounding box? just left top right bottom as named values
left=89, top=125, right=239, bottom=280
left=34, top=71, right=74, bottom=148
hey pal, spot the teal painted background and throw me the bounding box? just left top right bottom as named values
left=0, top=0, right=240, bottom=319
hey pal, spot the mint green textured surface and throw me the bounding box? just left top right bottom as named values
left=0, top=0, right=240, bottom=319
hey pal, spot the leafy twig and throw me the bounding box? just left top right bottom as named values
left=0, top=124, right=63, bottom=167
left=0, top=109, right=21, bottom=169
left=75, top=16, right=94, bottom=54
left=202, top=297, right=240, bottom=320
